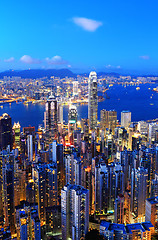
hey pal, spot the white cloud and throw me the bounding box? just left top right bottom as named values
left=139, top=55, right=150, bottom=60
left=106, top=64, right=121, bottom=69
left=45, top=56, right=67, bottom=65
left=72, top=17, right=103, bottom=32
left=67, top=64, right=72, bottom=68
left=20, top=55, right=41, bottom=64
left=4, top=57, right=15, bottom=62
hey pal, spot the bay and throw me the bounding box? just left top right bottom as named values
left=0, top=83, right=158, bottom=130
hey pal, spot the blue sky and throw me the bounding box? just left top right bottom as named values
left=0, top=0, right=158, bottom=74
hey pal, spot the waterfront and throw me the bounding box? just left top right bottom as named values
left=0, top=83, right=158, bottom=130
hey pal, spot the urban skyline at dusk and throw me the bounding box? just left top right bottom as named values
left=0, top=0, right=158, bottom=74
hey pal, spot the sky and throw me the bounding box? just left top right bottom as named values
left=0, top=0, right=158, bottom=74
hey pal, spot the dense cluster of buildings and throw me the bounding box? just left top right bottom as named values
left=0, top=71, right=158, bottom=239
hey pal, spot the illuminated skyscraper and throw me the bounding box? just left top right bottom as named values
left=88, top=71, right=98, bottom=131
left=61, top=184, right=89, bottom=240
left=73, top=81, right=78, bottom=96
left=121, top=111, right=131, bottom=129
left=68, top=105, right=77, bottom=144
left=44, top=93, right=58, bottom=146
left=100, top=109, right=117, bottom=134
left=0, top=113, right=13, bottom=150
left=12, top=122, right=21, bottom=150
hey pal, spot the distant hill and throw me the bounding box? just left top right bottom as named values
left=0, top=69, right=76, bottom=79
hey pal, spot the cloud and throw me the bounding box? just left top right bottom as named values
left=20, top=55, right=41, bottom=64
left=67, top=64, right=72, bottom=68
left=106, top=64, right=121, bottom=69
left=45, top=56, right=67, bottom=65
left=139, top=55, right=150, bottom=60
left=72, top=17, right=103, bottom=32
left=4, top=57, right=15, bottom=62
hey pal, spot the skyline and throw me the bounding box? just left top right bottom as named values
left=0, top=0, right=158, bottom=74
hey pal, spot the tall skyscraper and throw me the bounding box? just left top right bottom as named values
left=88, top=71, right=98, bottom=131
left=0, top=113, right=13, bottom=150
left=12, top=122, right=21, bottom=150
left=121, top=111, right=131, bottom=129
left=131, top=167, right=148, bottom=222
left=44, top=93, right=58, bottom=146
left=61, top=184, right=89, bottom=240
left=73, top=81, right=78, bottom=96
left=100, top=109, right=117, bottom=134
left=27, top=135, right=33, bottom=161
left=68, top=105, right=77, bottom=144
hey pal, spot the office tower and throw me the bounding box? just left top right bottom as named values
left=148, top=123, right=158, bottom=143
left=131, top=167, right=148, bottom=222
left=74, top=158, right=82, bottom=185
left=121, top=111, right=131, bottom=129
left=0, top=113, right=13, bottom=150
left=120, top=150, right=133, bottom=189
left=73, top=81, right=78, bottom=96
left=137, top=121, right=149, bottom=135
left=68, top=105, right=77, bottom=144
left=2, top=163, right=15, bottom=234
left=145, top=196, right=158, bottom=229
left=95, top=163, right=109, bottom=214
left=61, top=184, right=89, bottom=240
left=27, top=135, right=33, bottom=161
left=65, top=154, right=74, bottom=184
left=33, top=163, right=58, bottom=222
left=100, top=221, right=154, bottom=240
left=12, top=122, right=21, bottom=150
left=49, top=140, right=57, bottom=163
left=100, top=109, right=117, bottom=134
left=114, top=194, right=124, bottom=224
left=47, top=164, right=58, bottom=207
left=57, top=144, right=65, bottom=195
left=88, top=71, right=98, bottom=131
left=44, top=93, right=58, bottom=146
left=57, top=102, right=63, bottom=125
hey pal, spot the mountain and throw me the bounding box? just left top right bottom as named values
left=0, top=69, right=76, bottom=79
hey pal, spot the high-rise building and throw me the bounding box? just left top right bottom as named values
left=114, top=194, right=124, bottom=224
left=44, top=93, right=58, bottom=146
left=0, top=113, right=13, bottom=150
left=2, top=163, right=15, bottom=234
left=88, top=71, right=98, bottom=131
left=12, top=122, right=21, bottom=150
left=121, top=111, right=131, bottom=129
left=100, top=109, right=117, bottom=134
left=145, top=196, right=158, bottom=229
left=73, top=81, right=78, bottom=96
left=68, top=105, right=77, bottom=144
left=61, top=184, right=89, bottom=240
left=131, top=167, right=148, bottom=222
left=27, top=135, right=33, bottom=161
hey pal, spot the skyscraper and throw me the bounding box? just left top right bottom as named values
left=12, top=122, right=21, bottom=150
left=121, top=111, right=131, bottom=129
left=100, top=109, right=117, bottom=134
left=73, top=81, right=78, bottom=96
left=44, top=93, right=58, bottom=146
left=68, top=105, right=77, bottom=144
left=61, top=184, right=89, bottom=240
left=88, top=71, right=98, bottom=131
left=0, top=113, right=13, bottom=150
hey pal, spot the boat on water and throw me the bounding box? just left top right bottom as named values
left=136, top=87, right=140, bottom=90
